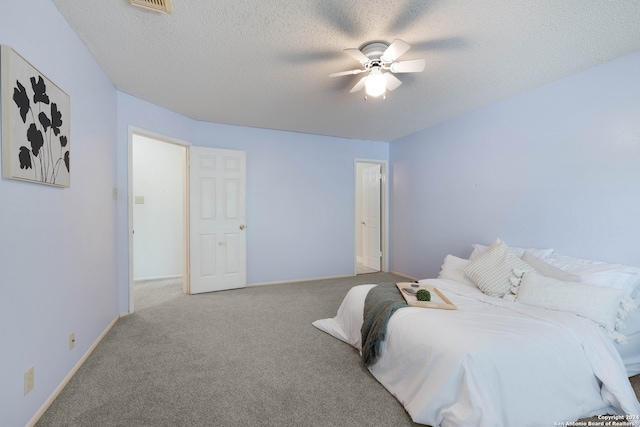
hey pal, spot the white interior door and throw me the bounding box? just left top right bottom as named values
left=189, top=146, right=246, bottom=294
left=362, top=163, right=381, bottom=271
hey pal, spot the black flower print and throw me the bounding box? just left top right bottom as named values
left=31, top=76, right=50, bottom=105
left=50, top=103, right=62, bottom=136
left=19, top=146, right=32, bottom=170
left=13, top=80, right=30, bottom=123
left=27, top=123, right=44, bottom=157
left=39, top=111, right=51, bottom=132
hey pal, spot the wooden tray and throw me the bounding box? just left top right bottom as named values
left=396, top=282, right=457, bottom=310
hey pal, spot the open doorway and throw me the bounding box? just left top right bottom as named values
left=355, top=160, right=387, bottom=275
left=130, top=132, right=188, bottom=311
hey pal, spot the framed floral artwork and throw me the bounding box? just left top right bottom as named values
left=1, top=45, right=70, bottom=187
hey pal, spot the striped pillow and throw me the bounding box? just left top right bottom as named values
left=463, top=239, right=534, bottom=297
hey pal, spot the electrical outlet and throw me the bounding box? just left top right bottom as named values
left=135, top=196, right=145, bottom=204
left=112, top=187, right=118, bottom=200
left=24, top=366, right=34, bottom=395
left=69, top=332, right=75, bottom=351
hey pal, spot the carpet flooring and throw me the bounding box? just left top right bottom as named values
left=36, top=273, right=418, bottom=426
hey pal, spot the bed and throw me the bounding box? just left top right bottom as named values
left=313, top=240, right=640, bottom=426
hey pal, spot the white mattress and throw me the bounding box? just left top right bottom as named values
left=313, top=279, right=640, bottom=426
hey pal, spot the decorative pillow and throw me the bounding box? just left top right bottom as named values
left=521, top=251, right=580, bottom=282
left=438, top=255, right=476, bottom=287
left=469, top=243, right=554, bottom=261
left=517, top=272, right=636, bottom=342
left=546, top=253, right=640, bottom=299
left=462, top=239, right=535, bottom=297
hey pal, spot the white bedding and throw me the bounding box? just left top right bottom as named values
left=313, top=279, right=640, bottom=426
left=615, top=308, right=640, bottom=376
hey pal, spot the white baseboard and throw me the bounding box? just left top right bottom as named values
left=134, top=274, right=183, bottom=282
left=248, top=274, right=354, bottom=287
left=26, top=315, right=120, bottom=427
left=249, top=271, right=415, bottom=287
left=388, top=270, right=419, bottom=281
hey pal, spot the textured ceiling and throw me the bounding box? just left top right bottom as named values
left=51, top=0, right=640, bottom=142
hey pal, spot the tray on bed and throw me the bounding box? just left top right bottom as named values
left=396, top=282, right=457, bottom=310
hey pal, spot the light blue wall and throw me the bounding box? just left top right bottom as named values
left=390, top=50, right=640, bottom=280
left=116, top=93, right=389, bottom=312
left=0, top=1, right=118, bottom=426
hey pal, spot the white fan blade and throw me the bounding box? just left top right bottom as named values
left=390, top=58, right=425, bottom=73
left=349, top=76, right=368, bottom=93
left=381, top=39, right=410, bottom=62
left=385, top=73, right=402, bottom=91
left=329, top=69, right=364, bottom=78
left=344, top=48, right=370, bottom=64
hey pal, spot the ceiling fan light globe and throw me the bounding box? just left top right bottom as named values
left=365, top=71, right=387, bottom=97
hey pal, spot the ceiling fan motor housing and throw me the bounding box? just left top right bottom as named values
left=360, top=42, right=390, bottom=62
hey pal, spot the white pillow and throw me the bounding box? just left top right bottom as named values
left=521, top=251, right=580, bottom=282
left=517, top=272, right=636, bottom=341
left=462, top=239, right=535, bottom=297
left=438, top=255, right=476, bottom=287
left=546, top=253, right=640, bottom=299
left=469, top=243, right=554, bottom=261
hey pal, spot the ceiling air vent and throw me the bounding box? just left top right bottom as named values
left=130, top=0, right=173, bottom=14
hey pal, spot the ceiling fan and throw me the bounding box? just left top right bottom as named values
left=329, top=39, right=426, bottom=100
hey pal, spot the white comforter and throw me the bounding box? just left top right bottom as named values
left=313, top=279, right=640, bottom=426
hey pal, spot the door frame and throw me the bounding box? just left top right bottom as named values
left=354, top=159, right=389, bottom=274
left=127, top=126, right=191, bottom=314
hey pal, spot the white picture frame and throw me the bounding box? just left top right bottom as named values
left=1, top=45, right=70, bottom=187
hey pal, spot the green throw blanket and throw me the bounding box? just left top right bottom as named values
left=361, top=283, right=408, bottom=366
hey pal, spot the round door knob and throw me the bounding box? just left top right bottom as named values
left=239, top=224, right=246, bottom=230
